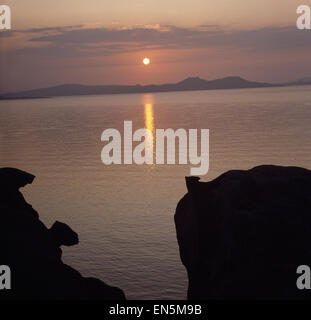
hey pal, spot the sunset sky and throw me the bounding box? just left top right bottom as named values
left=1, top=0, right=311, bottom=92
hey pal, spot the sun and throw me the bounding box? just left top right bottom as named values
left=143, top=57, right=150, bottom=65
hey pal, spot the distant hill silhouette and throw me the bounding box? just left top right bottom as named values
left=285, top=77, right=311, bottom=86
left=0, top=76, right=273, bottom=99
left=1, top=76, right=310, bottom=100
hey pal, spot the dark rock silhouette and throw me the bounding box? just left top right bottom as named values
left=0, top=167, right=125, bottom=300
left=49, top=221, right=79, bottom=247
left=175, top=165, right=311, bottom=299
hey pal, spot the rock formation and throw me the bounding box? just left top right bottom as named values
left=0, top=167, right=125, bottom=300
left=175, top=165, right=311, bottom=299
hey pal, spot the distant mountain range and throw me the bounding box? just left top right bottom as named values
left=1, top=76, right=310, bottom=100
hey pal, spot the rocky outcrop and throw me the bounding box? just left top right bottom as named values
left=0, top=168, right=125, bottom=300
left=175, top=165, right=311, bottom=299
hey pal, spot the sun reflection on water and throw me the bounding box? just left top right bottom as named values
left=143, top=95, right=155, bottom=166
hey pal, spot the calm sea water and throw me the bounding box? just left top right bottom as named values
left=1, top=86, right=311, bottom=299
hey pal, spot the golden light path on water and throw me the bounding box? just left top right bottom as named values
left=143, top=94, right=155, bottom=165
left=145, top=103, right=154, bottom=132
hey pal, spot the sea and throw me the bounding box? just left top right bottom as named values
left=1, top=85, right=311, bottom=299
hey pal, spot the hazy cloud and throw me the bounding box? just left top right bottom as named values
left=2, top=24, right=310, bottom=58
left=25, top=24, right=311, bottom=52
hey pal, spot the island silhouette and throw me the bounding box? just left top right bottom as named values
left=1, top=76, right=310, bottom=100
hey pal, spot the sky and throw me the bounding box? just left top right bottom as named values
left=1, top=0, right=311, bottom=92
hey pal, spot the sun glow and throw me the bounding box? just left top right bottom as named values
left=143, top=57, right=150, bottom=65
